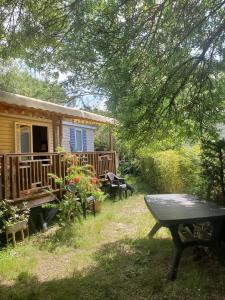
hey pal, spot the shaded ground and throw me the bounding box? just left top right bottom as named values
left=0, top=194, right=225, bottom=299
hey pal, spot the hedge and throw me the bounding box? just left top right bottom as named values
left=138, top=146, right=201, bottom=194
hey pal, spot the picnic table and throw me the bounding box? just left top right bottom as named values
left=144, top=194, right=225, bottom=280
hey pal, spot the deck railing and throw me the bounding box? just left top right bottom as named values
left=71, top=151, right=116, bottom=178
left=0, top=151, right=116, bottom=202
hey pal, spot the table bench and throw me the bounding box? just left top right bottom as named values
left=144, top=194, right=225, bottom=280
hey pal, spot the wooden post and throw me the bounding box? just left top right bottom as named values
left=109, top=127, right=113, bottom=151
left=59, top=118, right=63, bottom=147
left=57, top=154, right=63, bottom=199
left=11, top=157, right=17, bottom=200
left=52, top=118, right=58, bottom=151
left=53, top=119, right=56, bottom=151
left=16, top=156, right=21, bottom=199
left=3, top=155, right=10, bottom=199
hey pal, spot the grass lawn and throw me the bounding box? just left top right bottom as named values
left=1, top=192, right=225, bottom=299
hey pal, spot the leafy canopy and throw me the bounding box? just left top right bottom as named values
left=1, top=1, right=225, bottom=143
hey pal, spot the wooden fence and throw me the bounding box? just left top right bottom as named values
left=0, top=151, right=116, bottom=203
left=72, top=151, right=116, bottom=178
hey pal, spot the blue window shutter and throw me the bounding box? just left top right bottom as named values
left=82, top=129, right=87, bottom=151
left=70, top=128, right=76, bottom=152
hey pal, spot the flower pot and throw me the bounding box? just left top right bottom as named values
left=5, top=220, right=28, bottom=233
left=94, top=200, right=102, bottom=213
left=5, top=220, right=29, bottom=247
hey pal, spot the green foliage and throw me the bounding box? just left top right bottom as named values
left=0, top=60, right=71, bottom=104
left=65, top=162, right=104, bottom=202
left=1, top=1, right=225, bottom=141
left=200, top=139, right=225, bottom=203
left=0, top=200, right=30, bottom=234
left=53, top=193, right=83, bottom=227
left=94, top=125, right=110, bottom=151
left=137, top=146, right=201, bottom=194
left=91, top=190, right=107, bottom=203
left=46, top=153, right=106, bottom=226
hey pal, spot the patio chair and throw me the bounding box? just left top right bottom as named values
left=106, top=172, right=134, bottom=199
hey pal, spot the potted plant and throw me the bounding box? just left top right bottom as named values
left=48, top=154, right=107, bottom=222
left=67, top=163, right=107, bottom=213
left=91, top=190, right=107, bottom=213
left=0, top=200, right=30, bottom=245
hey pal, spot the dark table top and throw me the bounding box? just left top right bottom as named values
left=144, top=194, right=225, bottom=225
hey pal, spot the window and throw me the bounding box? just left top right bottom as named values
left=70, top=128, right=86, bottom=152
left=75, top=129, right=83, bottom=151
left=15, top=124, right=32, bottom=153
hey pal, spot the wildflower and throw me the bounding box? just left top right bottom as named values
left=73, top=176, right=81, bottom=183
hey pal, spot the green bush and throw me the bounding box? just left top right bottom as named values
left=45, top=153, right=107, bottom=226
left=137, top=146, right=201, bottom=194
left=200, top=139, right=225, bottom=203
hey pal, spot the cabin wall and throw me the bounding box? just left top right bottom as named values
left=62, top=122, right=95, bottom=152
left=0, top=113, right=54, bottom=153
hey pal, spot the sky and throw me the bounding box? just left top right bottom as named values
left=28, top=63, right=107, bottom=110
left=80, top=95, right=107, bottom=111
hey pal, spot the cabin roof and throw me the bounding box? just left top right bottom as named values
left=0, top=91, right=115, bottom=125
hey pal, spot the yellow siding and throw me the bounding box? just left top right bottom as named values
left=0, top=114, right=54, bottom=153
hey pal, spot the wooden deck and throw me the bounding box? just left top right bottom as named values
left=0, top=151, right=116, bottom=206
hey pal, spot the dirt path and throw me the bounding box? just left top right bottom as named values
left=34, top=194, right=149, bottom=282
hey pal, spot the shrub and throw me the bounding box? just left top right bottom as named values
left=0, top=201, right=30, bottom=234
left=200, top=139, right=225, bottom=203
left=118, top=158, right=141, bottom=176
left=137, top=146, right=201, bottom=194
left=46, top=153, right=106, bottom=226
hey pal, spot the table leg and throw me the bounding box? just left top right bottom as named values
left=168, top=225, right=184, bottom=281
left=168, top=246, right=183, bottom=281
left=148, top=222, right=162, bottom=238
left=150, top=220, right=225, bottom=281
left=168, top=221, right=225, bottom=280
left=211, top=220, right=225, bottom=265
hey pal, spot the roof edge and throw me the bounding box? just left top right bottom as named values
left=0, top=91, right=115, bottom=125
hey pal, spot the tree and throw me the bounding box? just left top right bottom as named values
left=1, top=1, right=225, bottom=144
left=0, top=60, right=72, bottom=104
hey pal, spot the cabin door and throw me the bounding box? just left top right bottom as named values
left=32, top=126, right=48, bottom=153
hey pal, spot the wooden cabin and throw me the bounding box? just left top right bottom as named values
left=0, top=91, right=116, bottom=208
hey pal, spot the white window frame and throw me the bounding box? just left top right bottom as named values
left=15, top=123, right=33, bottom=153
left=15, top=122, right=50, bottom=153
